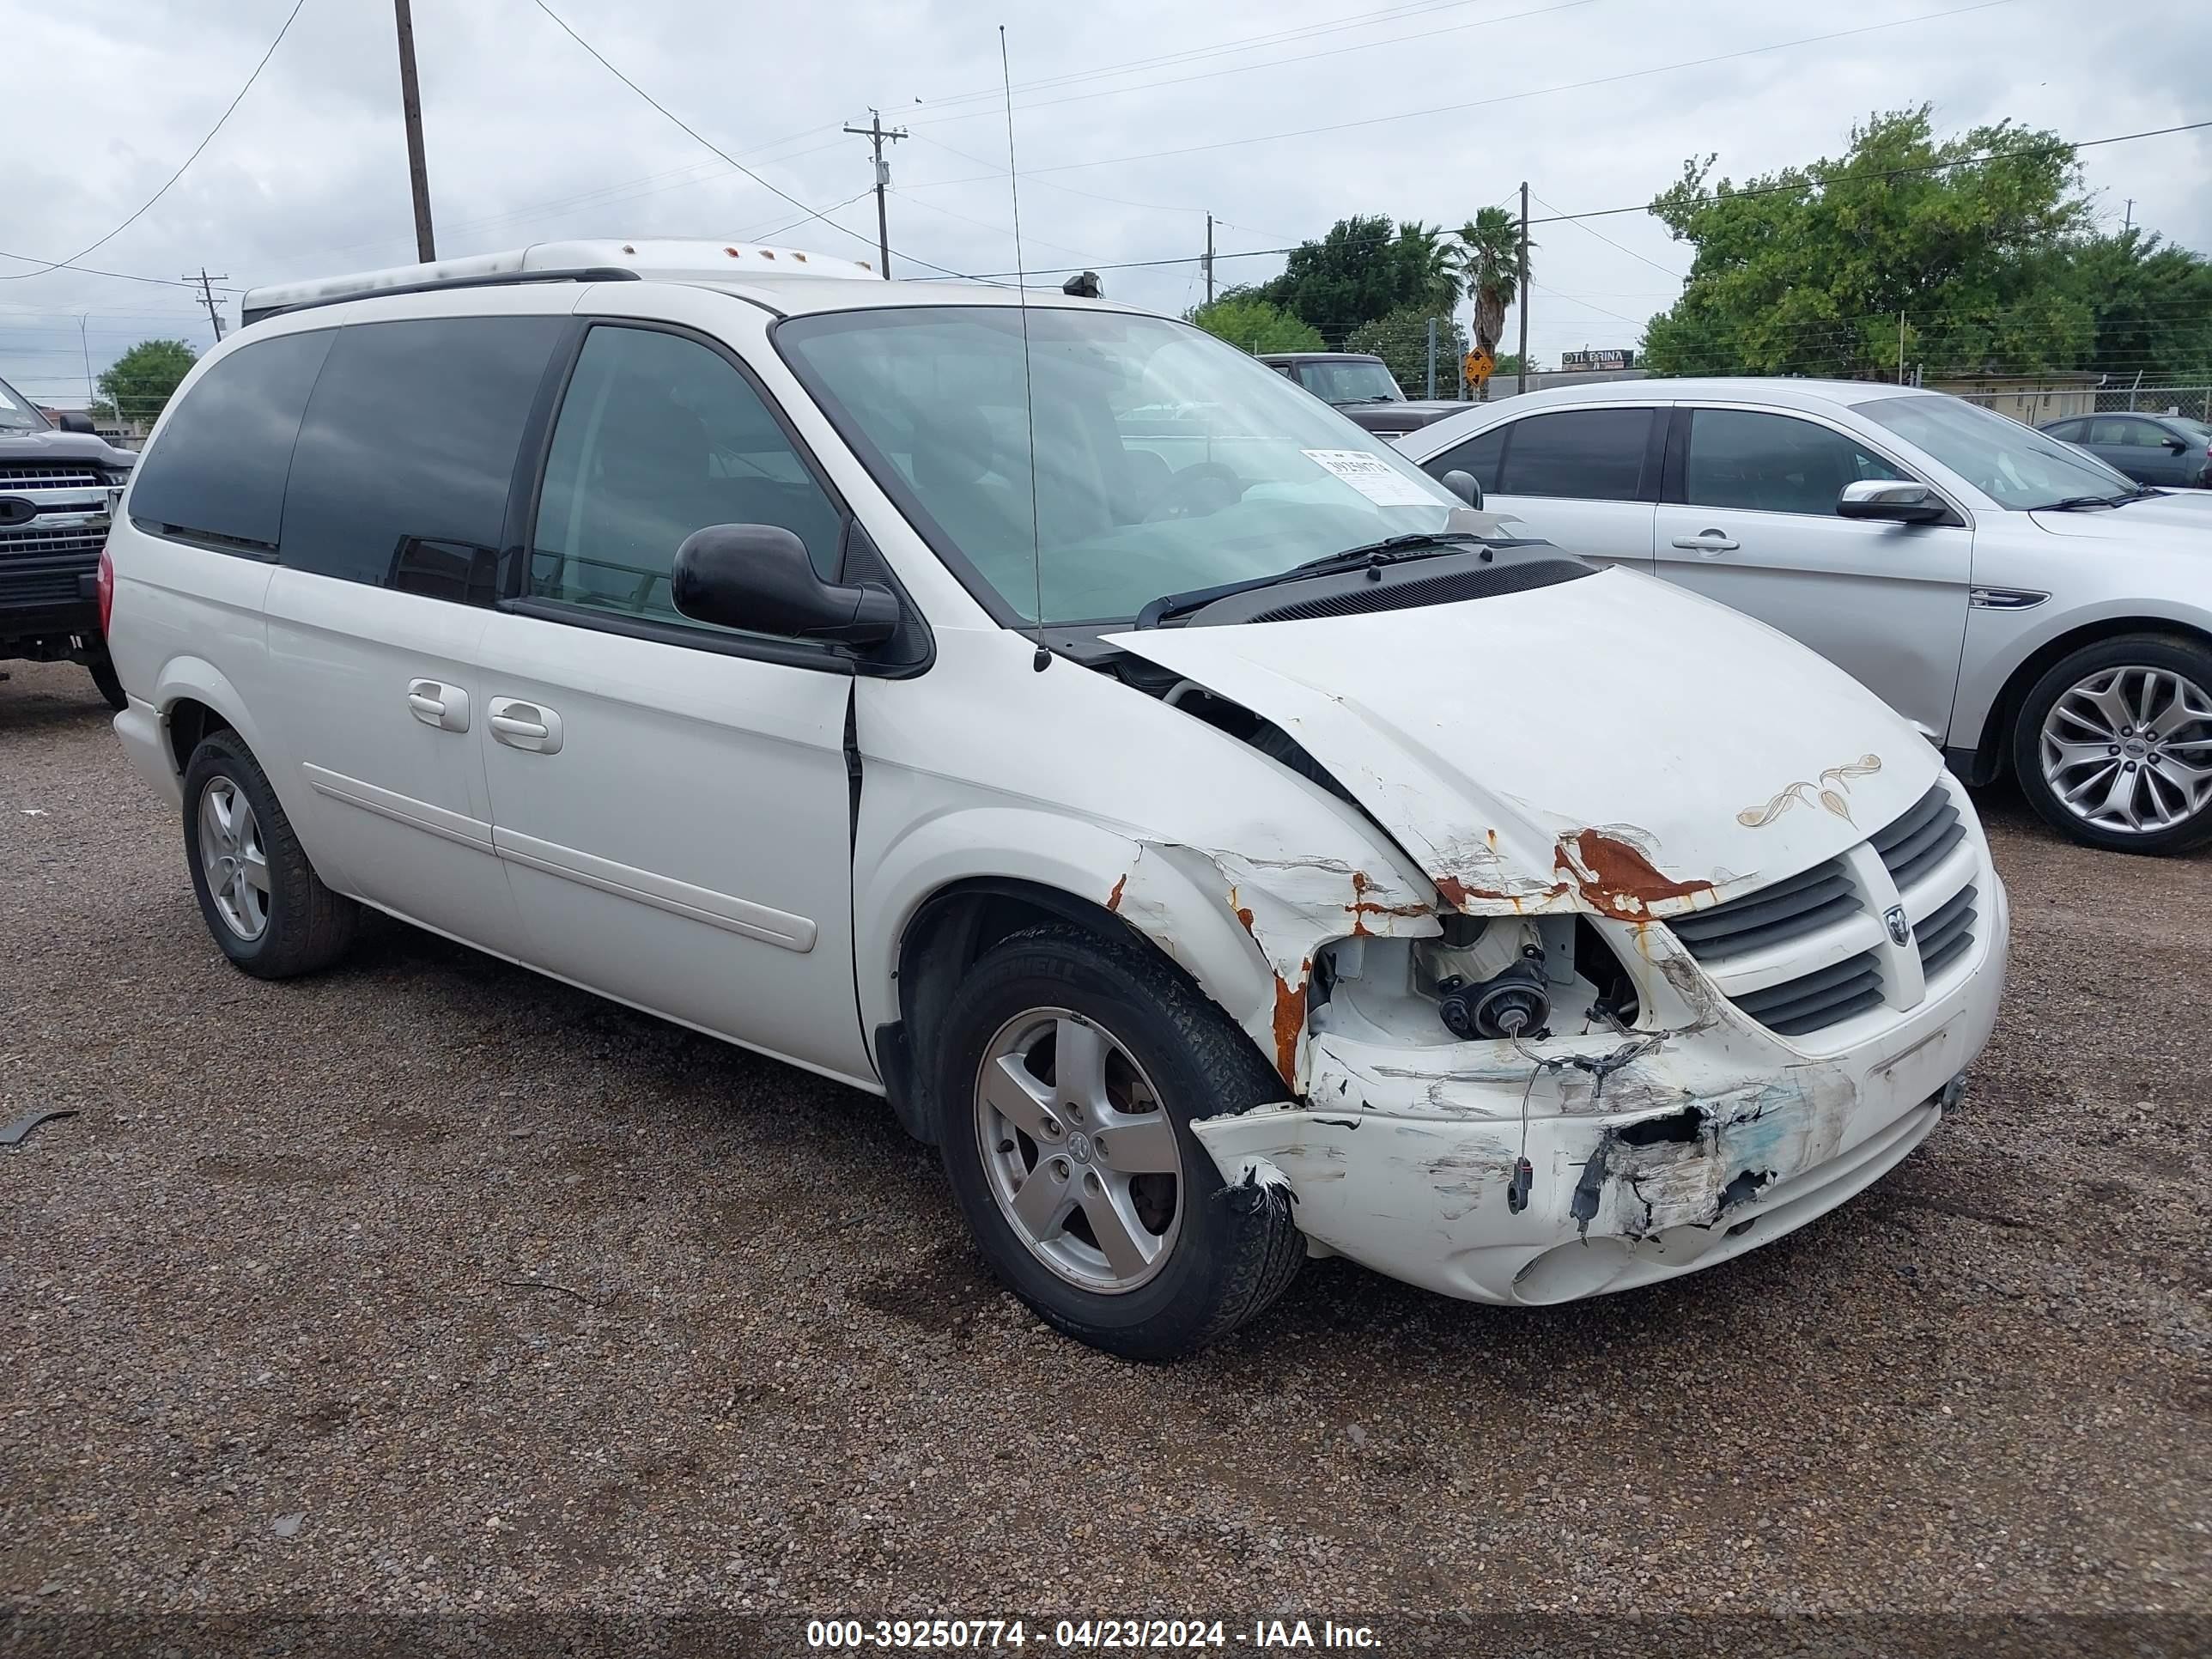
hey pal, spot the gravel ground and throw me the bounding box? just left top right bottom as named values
left=3, top=657, right=2207, bottom=1637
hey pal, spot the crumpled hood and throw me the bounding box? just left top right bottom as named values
left=1107, top=565, right=1936, bottom=919
left=2029, top=493, right=2212, bottom=539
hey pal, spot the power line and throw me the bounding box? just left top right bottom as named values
left=900, top=0, right=1604, bottom=132
left=2, top=0, right=309, bottom=283
left=970, top=117, right=2212, bottom=283
left=1528, top=118, right=2212, bottom=225
left=895, top=0, right=1507, bottom=120
left=917, top=0, right=2024, bottom=186
left=1528, top=191, right=1683, bottom=281
left=523, top=0, right=950, bottom=274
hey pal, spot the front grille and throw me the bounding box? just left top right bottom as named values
left=1733, top=950, right=1885, bottom=1036
left=1916, top=883, right=1977, bottom=977
left=1871, top=782, right=1966, bottom=890
left=1669, top=776, right=1985, bottom=1043
left=1669, top=858, right=1860, bottom=958
left=0, top=465, right=103, bottom=489
left=0, top=528, right=106, bottom=560
left=0, top=568, right=84, bottom=605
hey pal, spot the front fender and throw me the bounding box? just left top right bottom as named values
left=853, top=789, right=1441, bottom=1092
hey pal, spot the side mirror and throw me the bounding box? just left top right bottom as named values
left=1837, top=478, right=1946, bottom=524
left=671, top=523, right=901, bottom=647
left=55, top=410, right=97, bottom=434
left=1440, top=468, right=1485, bottom=508
left=2165, top=437, right=2190, bottom=453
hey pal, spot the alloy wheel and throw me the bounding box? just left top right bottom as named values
left=2039, top=665, right=2212, bottom=836
left=974, top=1007, right=1183, bottom=1294
left=198, top=778, right=270, bottom=939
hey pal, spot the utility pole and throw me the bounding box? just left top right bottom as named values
left=842, top=110, right=908, bottom=278
left=186, top=269, right=228, bottom=342
left=1899, top=309, right=1907, bottom=385
left=1203, top=214, right=1215, bottom=305
left=78, top=316, right=94, bottom=411
left=1516, top=182, right=1530, bottom=397
left=392, top=0, right=437, bottom=262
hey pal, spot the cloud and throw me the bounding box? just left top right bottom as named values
left=4, top=0, right=2205, bottom=402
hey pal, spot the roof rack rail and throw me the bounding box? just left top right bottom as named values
left=250, top=266, right=641, bottom=325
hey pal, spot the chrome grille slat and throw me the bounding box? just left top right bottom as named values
left=0, top=465, right=103, bottom=488
left=0, top=529, right=107, bottom=558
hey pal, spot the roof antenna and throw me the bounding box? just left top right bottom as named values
left=1000, top=25, right=1049, bottom=673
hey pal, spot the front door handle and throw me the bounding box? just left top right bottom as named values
left=406, top=679, right=470, bottom=732
left=1670, top=529, right=1740, bottom=556
left=488, top=696, right=563, bottom=755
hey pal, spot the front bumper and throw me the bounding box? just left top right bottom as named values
left=1194, top=875, right=2009, bottom=1305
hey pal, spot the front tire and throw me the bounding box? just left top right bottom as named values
left=2012, top=635, right=2212, bottom=854
left=182, top=730, right=359, bottom=977
left=933, top=923, right=1304, bottom=1360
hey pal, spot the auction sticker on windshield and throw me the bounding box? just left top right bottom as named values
left=1302, top=447, right=1437, bottom=507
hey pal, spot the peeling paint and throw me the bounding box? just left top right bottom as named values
left=1553, top=824, right=1719, bottom=917
left=1271, top=965, right=1311, bottom=1088
left=1565, top=1072, right=1849, bottom=1240
left=1106, top=873, right=1127, bottom=913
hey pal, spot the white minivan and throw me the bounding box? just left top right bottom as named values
left=105, top=241, right=2008, bottom=1358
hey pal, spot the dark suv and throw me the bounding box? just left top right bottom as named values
left=1257, top=352, right=1465, bottom=438
left=1, top=373, right=136, bottom=708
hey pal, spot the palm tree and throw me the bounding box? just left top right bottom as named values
left=1396, top=220, right=1461, bottom=313
left=1450, top=208, right=1528, bottom=395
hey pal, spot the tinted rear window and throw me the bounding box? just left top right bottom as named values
left=280, top=316, right=562, bottom=590
left=1425, top=424, right=1506, bottom=494
left=1496, top=408, right=1653, bottom=501
left=128, top=331, right=333, bottom=550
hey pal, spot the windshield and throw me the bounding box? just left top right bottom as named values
left=778, top=307, right=1462, bottom=623
left=0, top=374, right=48, bottom=431
left=1856, top=392, right=2136, bottom=508
left=1298, top=359, right=1404, bottom=404
left=2169, top=416, right=2212, bottom=445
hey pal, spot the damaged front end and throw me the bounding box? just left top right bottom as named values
left=1188, top=896, right=2001, bottom=1304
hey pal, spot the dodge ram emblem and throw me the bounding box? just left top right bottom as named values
left=1883, top=904, right=1911, bottom=947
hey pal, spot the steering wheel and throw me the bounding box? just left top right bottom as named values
left=1144, top=461, right=1246, bottom=522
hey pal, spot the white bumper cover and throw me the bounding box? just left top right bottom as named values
left=1195, top=878, right=2008, bottom=1305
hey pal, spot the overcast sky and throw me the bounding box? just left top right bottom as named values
left=4, top=0, right=2207, bottom=409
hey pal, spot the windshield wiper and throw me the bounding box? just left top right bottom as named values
left=1291, top=532, right=1480, bottom=572
left=2038, top=493, right=2130, bottom=510
left=1135, top=534, right=1480, bottom=628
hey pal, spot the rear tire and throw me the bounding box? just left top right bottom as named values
left=2011, top=634, right=2212, bottom=855
left=182, top=730, right=359, bottom=977
left=932, top=922, right=1304, bottom=1360
left=85, top=651, right=126, bottom=712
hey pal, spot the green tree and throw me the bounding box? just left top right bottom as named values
left=1345, top=305, right=1468, bottom=398
left=2045, top=229, right=2212, bottom=384
left=1640, top=107, right=2093, bottom=380
left=95, top=338, right=198, bottom=428
left=1255, top=216, right=1461, bottom=339
left=1449, top=208, right=1524, bottom=359
left=1184, top=293, right=1324, bottom=354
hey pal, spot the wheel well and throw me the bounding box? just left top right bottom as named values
left=165, top=697, right=234, bottom=775
left=1969, top=617, right=2212, bottom=784
left=883, top=878, right=1226, bottom=1146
